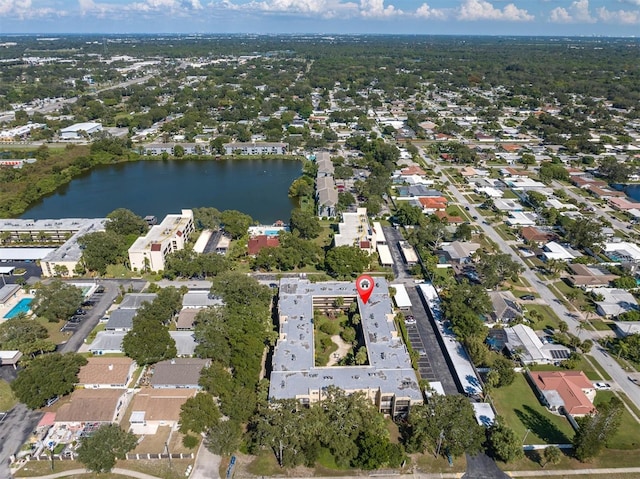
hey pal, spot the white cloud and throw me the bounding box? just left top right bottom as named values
left=359, top=0, right=401, bottom=18
left=217, top=0, right=364, bottom=18
left=549, top=0, right=595, bottom=23
left=128, top=0, right=203, bottom=12
left=415, top=2, right=447, bottom=19
left=1, top=0, right=61, bottom=17
left=596, top=6, right=639, bottom=24
left=457, top=0, right=533, bottom=21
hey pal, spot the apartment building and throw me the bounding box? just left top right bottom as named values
left=128, top=209, right=194, bottom=273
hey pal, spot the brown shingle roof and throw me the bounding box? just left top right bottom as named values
left=150, top=358, right=210, bottom=388
left=55, top=389, right=125, bottom=423
left=175, top=309, right=199, bottom=330
left=77, top=357, right=135, bottom=386
left=130, top=388, right=196, bottom=422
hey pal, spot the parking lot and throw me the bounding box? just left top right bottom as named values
left=60, top=288, right=102, bottom=333
left=405, top=322, right=437, bottom=382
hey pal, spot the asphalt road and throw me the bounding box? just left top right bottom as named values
left=0, top=404, right=43, bottom=477
left=419, top=147, right=640, bottom=411
left=58, top=280, right=122, bottom=354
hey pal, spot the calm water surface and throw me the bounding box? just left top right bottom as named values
left=22, top=159, right=301, bottom=223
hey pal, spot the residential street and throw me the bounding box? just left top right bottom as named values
left=419, top=147, right=640, bottom=411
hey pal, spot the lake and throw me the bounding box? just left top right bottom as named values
left=21, top=159, right=302, bottom=224
left=624, top=184, right=640, bottom=203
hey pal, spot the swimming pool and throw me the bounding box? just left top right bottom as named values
left=3, top=298, right=33, bottom=319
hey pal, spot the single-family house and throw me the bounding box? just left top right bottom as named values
left=595, top=288, right=639, bottom=317
left=501, top=324, right=570, bottom=364
left=129, top=388, right=197, bottom=434
left=54, top=388, right=128, bottom=425
left=441, top=241, right=480, bottom=264
left=150, top=358, right=211, bottom=389
left=541, top=241, right=578, bottom=261
left=520, top=226, right=555, bottom=245
left=528, top=370, right=596, bottom=416
left=488, top=291, right=522, bottom=323
left=77, top=357, right=136, bottom=389
left=104, top=309, right=136, bottom=331
left=566, top=264, right=619, bottom=289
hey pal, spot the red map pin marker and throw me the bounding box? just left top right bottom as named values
left=356, top=274, right=375, bottom=304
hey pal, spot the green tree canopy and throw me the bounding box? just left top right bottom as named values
left=404, top=394, right=485, bottom=458
left=290, top=208, right=321, bottom=239
left=105, top=208, right=148, bottom=236
left=179, top=392, right=221, bottom=435
left=77, top=424, right=138, bottom=473
left=325, top=245, right=370, bottom=279
left=122, top=317, right=176, bottom=366
left=193, top=207, right=222, bottom=230
left=78, top=230, right=128, bottom=274
left=32, top=279, right=84, bottom=322
left=0, top=315, right=54, bottom=357
left=485, top=416, right=523, bottom=463
left=220, top=209, right=253, bottom=239
left=573, top=397, right=624, bottom=461
left=11, top=353, right=87, bottom=409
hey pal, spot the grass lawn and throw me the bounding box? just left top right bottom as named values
left=594, top=391, right=640, bottom=450
left=414, top=453, right=466, bottom=473
left=490, top=373, right=575, bottom=445
left=524, top=304, right=563, bottom=331
left=529, top=356, right=606, bottom=382
left=504, top=447, right=640, bottom=472
left=133, top=426, right=171, bottom=454
left=316, top=219, right=337, bottom=249
left=0, top=379, right=17, bottom=411
left=37, top=316, right=70, bottom=345
left=245, top=451, right=282, bottom=476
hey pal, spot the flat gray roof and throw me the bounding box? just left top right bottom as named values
left=119, top=293, right=157, bottom=309
left=269, top=278, right=422, bottom=402
left=0, top=247, right=56, bottom=260
left=0, top=284, right=21, bottom=304
left=42, top=219, right=107, bottom=263
left=105, top=309, right=136, bottom=330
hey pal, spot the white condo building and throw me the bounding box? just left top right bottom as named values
left=128, top=209, right=194, bottom=273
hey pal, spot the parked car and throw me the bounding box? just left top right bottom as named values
left=594, top=382, right=611, bottom=390
left=520, top=295, right=535, bottom=301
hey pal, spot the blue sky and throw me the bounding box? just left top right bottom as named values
left=1, top=0, right=639, bottom=35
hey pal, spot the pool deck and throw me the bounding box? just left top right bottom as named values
left=1, top=293, right=34, bottom=321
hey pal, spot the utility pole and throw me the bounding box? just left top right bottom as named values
left=165, top=441, right=172, bottom=469
left=435, top=429, right=445, bottom=458
left=522, top=428, right=531, bottom=445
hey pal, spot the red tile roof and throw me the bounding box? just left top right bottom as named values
left=434, top=211, right=464, bottom=223
left=521, top=226, right=555, bottom=243
left=531, top=371, right=596, bottom=416
left=400, top=166, right=426, bottom=176
left=419, top=197, right=448, bottom=210
left=248, top=235, right=280, bottom=255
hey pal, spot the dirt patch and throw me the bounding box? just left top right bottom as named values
left=326, top=335, right=351, bottom=366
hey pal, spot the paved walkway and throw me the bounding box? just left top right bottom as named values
left=189, top=441, right=221, bottom=479
left=16, top=465, right=640, bottom=479
left=15, top=467, right=161, bottom=479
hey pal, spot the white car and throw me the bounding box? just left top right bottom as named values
left=594, top=382, right=611, bottom=390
